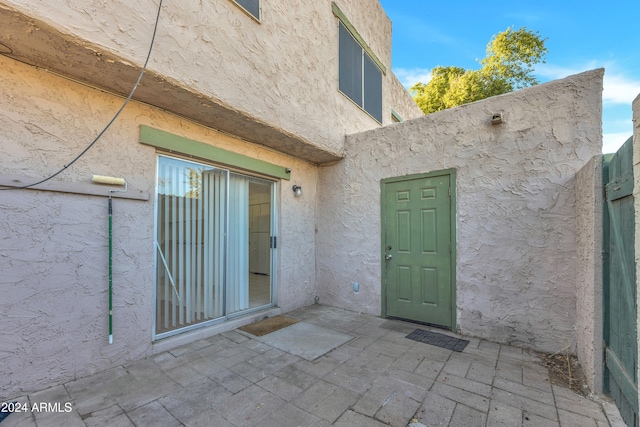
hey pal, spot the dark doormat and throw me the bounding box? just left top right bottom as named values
left=238, top=315, right=299, bottom=337
left=0, top=404, right=15, bottom=423
left=406, top=329, right=469, bottom=352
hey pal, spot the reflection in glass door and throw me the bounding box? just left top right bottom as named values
left=224, top=173, right=274, bottom=315
left=247, top=178, right=273, bottom=310
left=155, top=157, right=226, bottom=334
left=154, top=156, right=274, bottom=337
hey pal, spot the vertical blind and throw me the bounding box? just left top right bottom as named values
left=156, top=157, right=226, bottom=333
left=155, top=157, right=266, bottom=335
left=227, top=173, right=250, bottom=313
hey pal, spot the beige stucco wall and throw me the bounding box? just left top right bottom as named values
left=316, top=69, right=604, bottom=354
left=389, top=73, right=420, bottom=123
left=633, top=92, right=640, bottom=414
left=0, top=0, right=422, bottom=163
left=0, top=55, right=318, bottom=398
left=575, top=156, right=604, bottom=393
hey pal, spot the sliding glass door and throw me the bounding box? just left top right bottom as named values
left=154, top=156, right=275, bottom=337
left=247, top=178, right=273, bottom=311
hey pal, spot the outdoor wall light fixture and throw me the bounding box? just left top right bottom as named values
left=491, top=112, right=504, bottom=125
left=292, top=185, right=302, bottom=197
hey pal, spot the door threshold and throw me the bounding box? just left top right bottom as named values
left=386, top=315, right=451, bottom=331
left=152, top=306, right=282, bottom=354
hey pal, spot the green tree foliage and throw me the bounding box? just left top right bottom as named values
left=184, top=167, right=203, bottom=198
left=411, top=27, right=548, bottom=114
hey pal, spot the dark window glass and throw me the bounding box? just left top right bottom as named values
left=234, top=0, right=259, bottom=19
left=338, top=21, right=382, bottom=122
left=363, top=54, right=382, bottom=123
left=338, top=23, right=362, bottom=107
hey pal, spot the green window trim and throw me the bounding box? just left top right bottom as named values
left=139, top=125, right=291, bottom=180
left=391, top=110, right=403, bottom=123
left=331, top=2, right=387, bottom=75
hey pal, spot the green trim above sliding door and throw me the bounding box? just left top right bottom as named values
left=139, top=125, right=291, bottom=180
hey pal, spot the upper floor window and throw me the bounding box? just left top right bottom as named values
left=334, top=4, right=385, bottom=123
left=232, top=0, right=260, bottom=20
left=391, top=110, right=403, bottom=123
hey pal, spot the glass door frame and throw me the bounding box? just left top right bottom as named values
left=152, top=153, right=278, bottom=340
left=227, top=173, right=278, bottom=320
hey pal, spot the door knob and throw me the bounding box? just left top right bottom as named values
left=385, top=254, right=392, bottom=260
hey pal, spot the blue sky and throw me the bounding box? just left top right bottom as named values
left=378, top=0, right=640, bottom=154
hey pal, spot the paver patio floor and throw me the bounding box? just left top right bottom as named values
left=2, top=305, right=625, bottom=426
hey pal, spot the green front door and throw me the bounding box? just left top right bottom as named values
left=382, top=171, right=455, bottom=329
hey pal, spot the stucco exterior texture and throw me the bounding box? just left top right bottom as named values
left=317, top=69, right=604, bottom=373
left=0, top=0, right=420, bottom=164
left=0, top=0, right=611, bottom=402
left=633, top=92, right=640, bottom=414
left=0, top=54, right=319, bottom=398
left=0, top=0, right=421, bottom=398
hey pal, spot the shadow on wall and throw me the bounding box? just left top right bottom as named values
left=316, top=69, right=604, bottom=357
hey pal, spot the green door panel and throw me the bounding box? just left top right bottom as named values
left=603, top=136, right=638, bottom=427
left=382, top=171, right=454, bottom=329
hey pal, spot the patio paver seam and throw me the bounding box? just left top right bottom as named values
left=8, top=306, right=619, bottom=427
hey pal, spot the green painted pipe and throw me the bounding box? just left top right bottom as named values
left=92, top=175, right=126, bottom=344
left=109, top=197, right=113, bottom=344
